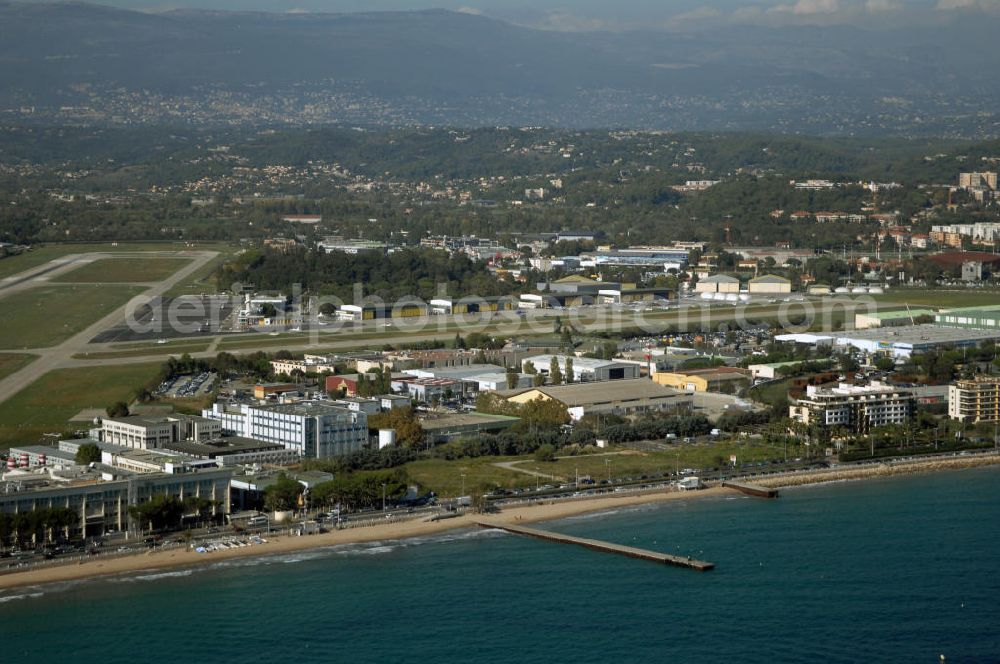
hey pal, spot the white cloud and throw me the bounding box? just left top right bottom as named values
left=770, top=0, right=842, bottom=14
left=670, top=7, right=723, bottom=22
left=935, top=0, right=1000, bottom=10
left=532, top=11, right=619, bottom=31
left=865, top=0, right=902, bottom=11
left=456, top=6, right=483, bottom=15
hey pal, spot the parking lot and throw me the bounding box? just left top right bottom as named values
left=156, top=372, right=216, bottom=399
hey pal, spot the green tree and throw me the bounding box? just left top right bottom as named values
left=561, top=327, right=574, bottom=351
left=874, top=356, right=895, bottom=372
left=128, top=495, right=185, bottom=532
left=264, top=474, right=304, bottom=512
left=368, top=407, right=425, bottom=447
left=565, top=357, right=574, bottom=384
left=74, top=443, right=102, bottom=465
left=183, top=496, right=220, bottom=525
left=534, top=444, right=557, bottom=462
left=838, top=353, right=859, bottom=374
left=505, top=366, right=519, bottom=390
left=106, top=401, right=130, bottom=418
left=518, top=397, right=571, bottom=427
left=549, top=356, right=563, bottom=385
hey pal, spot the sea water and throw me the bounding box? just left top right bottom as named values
left=1, top=466, right=998, bottom=663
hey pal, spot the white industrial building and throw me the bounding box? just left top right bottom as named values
left=775, top=325, right=1000, bottom=359
left=390, top=377, right=465, bottom=401
left=0, top=466, right=233, bottom=539
left=403, top=364, right=506, bottom=381
left=462, top=372, right=534, bottom=392
left=202, top=401, right=368, bottom=459
left=521, top=355, right=640, bottom=382
left=334, top=397, right=382, bottom=415
left=98, top=415, right=222, bottom=450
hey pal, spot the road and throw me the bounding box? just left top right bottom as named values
left=492, top=460, right=564, bottom=481
left=0, top=250, right=220, bottom=405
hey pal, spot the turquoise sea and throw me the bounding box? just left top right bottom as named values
left=2, top=467, right=998, bottom=663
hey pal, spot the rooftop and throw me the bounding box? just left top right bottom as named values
left=112, top=448, right=188, bottom=466
left=8, top=446, right=78, bottom=462
left=258, top=401, right=358, bottom=417
left=103, top=415, right=175, bottom=427
left=504, top=379, right=684, bottom=407
left=867, top=308, right=937, bottom=320
left=406, top=364, right=506, bottom=380
left=420, top=412, right=521, bottom=431
left=839, top=324, right=1000, bottom=346
left=522, top=354, right=629, bottom=371
left=802, top=381, right=913, bottom=398
left=675, top=367, right=748, bottom=381
left=393, top=377, right=463, bottom=387
left=926, top=251, right=1000, bottom=266
left=749, top=274, right=792, bottom=284
left=937, top=305, right=1000, bottom=317
left=163, top=437, right=285, bottom=458
left=748, top=359, right=832, bottom=369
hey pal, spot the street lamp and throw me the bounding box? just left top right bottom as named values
left=381, top=483, right=387, bottom=513
left=605, top=458, right=611, bottom=484
left=460, top=473, right=466, bottom=497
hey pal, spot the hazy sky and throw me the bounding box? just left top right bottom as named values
left=21, top=0, right=1000, bottom=29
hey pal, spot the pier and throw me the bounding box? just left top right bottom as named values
left=475, top=520, right=714, bottom=571
left=722, top=481, right=779, bottom=498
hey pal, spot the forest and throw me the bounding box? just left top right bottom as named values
left=214, top=246, right=521, bottom=301
left=1, top=125, right=998, bottom=250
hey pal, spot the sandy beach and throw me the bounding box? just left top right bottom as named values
left=1, top=453, right=997, bottom=592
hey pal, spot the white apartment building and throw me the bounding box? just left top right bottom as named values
left=202, top=401, right=368, bottom=459
left=949, top=377, right=1000, bottom=423
left=930, top=222, right=1000, bottom=243
left=789, top=382, right=914, bottom=434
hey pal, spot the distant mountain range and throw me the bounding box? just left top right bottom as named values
left=1, top=1, right=998, bottom=136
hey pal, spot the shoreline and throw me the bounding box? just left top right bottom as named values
left=1, top=453, right=997, bottom=593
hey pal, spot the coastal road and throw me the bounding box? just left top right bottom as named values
left=0, top=250, right=219, bottom=405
